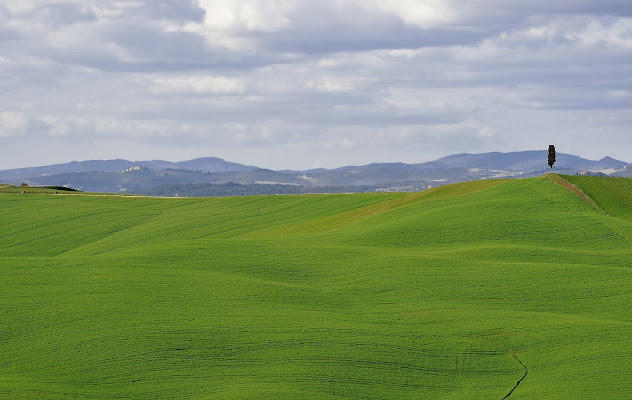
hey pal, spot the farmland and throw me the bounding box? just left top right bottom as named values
left=1, top=175, right=631, bottom=399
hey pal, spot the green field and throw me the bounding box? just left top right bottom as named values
left=1, top=175, right=631, bottom=399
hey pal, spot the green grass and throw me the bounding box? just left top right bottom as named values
left=1, top=175, right=631, bottom=399
left=563, top=175, right=632, bottom=220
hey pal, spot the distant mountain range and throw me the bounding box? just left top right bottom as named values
left=432, top=151, right=628, bottom=171
left=0, top=157, right=255, bottom=180
left=1, top=151, right=629, bottom=195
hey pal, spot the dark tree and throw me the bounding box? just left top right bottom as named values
left=548, top=145, right=556, bottom=171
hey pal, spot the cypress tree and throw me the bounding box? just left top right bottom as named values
left=548, top=145, right=556, bottom=171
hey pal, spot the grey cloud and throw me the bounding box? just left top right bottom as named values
left=521, top=87, right=632, bottom=111
left=133, top=0, right=205, bottom=23
left=27, top=3, right=98, bottom=29
left=449, top=0, right=632, bottom=28
left=256, top=3, right=488, bottom=54
left=0, top=6, right=20, bottom=42
left=0, top=111, right=52, bottom=138
left=104, top=22, right=208, bottom=61
left=0, top=27, right=18, bottom=43
left=0, top=0, right=246, bottom=73
left=499, top=0, right=632, bottom=16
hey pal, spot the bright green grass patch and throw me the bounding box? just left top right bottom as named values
left=563, top=175, right=632, bottom=220
left=1, top=176, right=632, bottom=399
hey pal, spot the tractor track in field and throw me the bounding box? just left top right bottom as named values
left=502, top=350, right=528, bottom=400
left=543, top=173, right=602, bottom=213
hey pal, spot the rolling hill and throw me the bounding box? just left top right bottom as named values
left=1, top=175, right=631, bottom=399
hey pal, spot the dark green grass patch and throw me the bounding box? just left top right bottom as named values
left=0, top=184, right=79, bottom=194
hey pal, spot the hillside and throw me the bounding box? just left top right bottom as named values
left=1, top=176, right=631, bottom=399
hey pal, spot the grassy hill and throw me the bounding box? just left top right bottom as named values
left=1, top=175, right=631, bottom=399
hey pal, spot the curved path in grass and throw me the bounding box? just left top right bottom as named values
left=502, top=350, right=528, bottom=400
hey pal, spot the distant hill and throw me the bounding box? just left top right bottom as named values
left=141, top=157, right=256, bottom=173
left=0, top=151, right=628, bottom=195
left=430, top=151, right=629, bottom=171
left=612, top=167, right=632, bottom=177
left=13, top=168, right=299, bottom=194
left=0, top=157, right=255, bottom=180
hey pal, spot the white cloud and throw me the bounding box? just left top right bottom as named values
left=491, top=16, right=632, bottom=49
left=195, top=0, right=292, bottom=31
left=149, top=75, right=246, bottom=95
left=477, top=125, right=497, bottom=138
left=306, top=77, right=355, bottom=92
left=573, top=18, right=632, bottom=48
left=182, top=0, right=294, bottom=52
left=608, top=90, right=631, bottom=99
left=3, top=1, right=48, bottom=15
left=0, top=112, right=29, bottom=136
left=373, top=0, right=457, bottom=27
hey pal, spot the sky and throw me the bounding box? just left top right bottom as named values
left=1, top=0, right=631, bottom=170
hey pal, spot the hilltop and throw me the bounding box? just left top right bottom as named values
left=1, top=175, right=631, bottom=398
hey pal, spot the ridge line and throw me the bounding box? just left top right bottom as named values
left=542, top=173, right=602, bottom=213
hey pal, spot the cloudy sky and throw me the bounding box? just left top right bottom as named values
left=1, top=1, right=631, bottom=170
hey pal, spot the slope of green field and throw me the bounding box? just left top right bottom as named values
left=563, top=175, right=632, bottom=221
left=1, top=175, right=631, bottom=399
